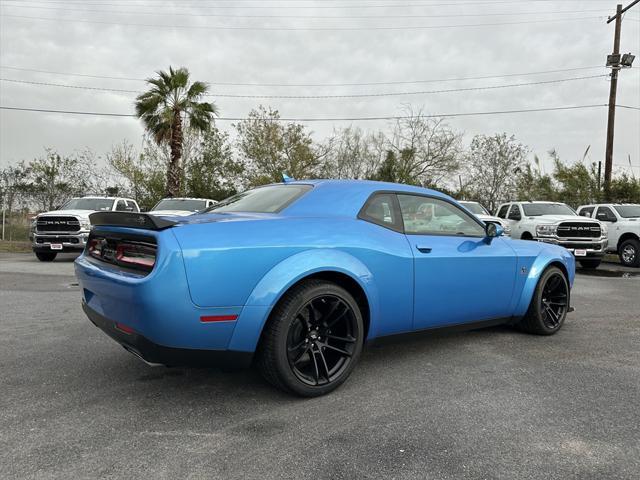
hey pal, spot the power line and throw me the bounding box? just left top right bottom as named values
left=3, top=0, right=617, bottom=9
left=0, top=64, right=608, bottom=87
left=7, top=0, right=617, bottom=3
left=617, top=104, right=640, bottom=110
left=0, top=13, right=603, bottom=30
left=0, top=104, right=609, bottom=121
left=0, top=74, right=607, bottom=99
left=0, top=3, right=609, bottom=18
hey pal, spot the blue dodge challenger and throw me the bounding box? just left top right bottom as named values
left=74, top=180, right=575, bottom=396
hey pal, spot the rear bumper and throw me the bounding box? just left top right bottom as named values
left=82, top=302, right=253, bottom=368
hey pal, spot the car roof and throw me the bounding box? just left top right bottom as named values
left=78, top=196, right=120, bottom=200
left=284, top=179, right=452, bottom=217
left=158, top=197, right=215, bottom=201
left=508, top=200, right=567, bottom=204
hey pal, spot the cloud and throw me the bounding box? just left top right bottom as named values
left=1, top=0, right=638, bottom=176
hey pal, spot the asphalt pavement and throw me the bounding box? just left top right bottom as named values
left=1, top=252, right=639, bottom=479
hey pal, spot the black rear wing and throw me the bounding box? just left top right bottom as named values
left=89, top=212, right=178, bottom=231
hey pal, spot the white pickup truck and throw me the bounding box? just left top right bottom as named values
left=149, top=197, right=217, bottom=216
left=495, top=201, right=607, bottom=269
left=458, top=201, right=511, bottom=236
left=29, top=196, right=139, bottom=261
left=576, top=204, right=640, bottom=267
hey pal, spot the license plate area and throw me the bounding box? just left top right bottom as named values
left=574, top=249, right=587, bottom=257
left=50, top=244, right=63, bottom=250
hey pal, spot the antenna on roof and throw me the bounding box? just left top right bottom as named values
left=282, top=173, right=295, bottom=183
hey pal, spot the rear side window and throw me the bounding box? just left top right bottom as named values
left=359, top=193, right=402, bottom=232
left=209, top=184, right=312, bottom=213
left=497, top=205, right=509, bottom=218
left=115, top=200, right=127, bottom=211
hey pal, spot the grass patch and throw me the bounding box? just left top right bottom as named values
left=0, top=240, right=32, bottom=253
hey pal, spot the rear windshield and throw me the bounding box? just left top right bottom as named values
left=613, top=205, right=640, bottom=218
left=152, top=199, right=207, bottom=212
left=61, top=198, right=114, bottom=211
left=522, top=203, right=575, bottom=216
left=208, top=184, right=312, bottom=213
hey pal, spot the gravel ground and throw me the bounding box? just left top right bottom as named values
left=1, top=252, right=639, bottom=480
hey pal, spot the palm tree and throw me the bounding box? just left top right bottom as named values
left=135, top=66, right=217, bottom=197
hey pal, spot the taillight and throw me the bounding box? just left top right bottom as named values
left=88, top=238, right=102, bottom=259
left=115, top=243, right=156, bottom=271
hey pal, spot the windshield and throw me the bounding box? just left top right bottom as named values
left=61, top=198, right=114, bottom=211
left=613, top=205, right=640, bottom=218
left=207, top=184, right=312, bottom=213
left=460, top=202, right=489, bottom=215
left=152, top=199, right=207, bottom=212
left=522, top=203, right=576, bottom=216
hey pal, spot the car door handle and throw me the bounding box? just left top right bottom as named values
left=416, top=246, right=432, bottom=254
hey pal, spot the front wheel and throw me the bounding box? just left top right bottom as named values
left=35, top=251, right=57, bottom=262
left=619, top=239, right=640, bottom=267
left=578, top=259, right=601, bottom=269
left=257, top=280, right=364, bottom=397
left=517, top=266, right=569, bottom=335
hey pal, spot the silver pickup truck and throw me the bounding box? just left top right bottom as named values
left=30, top=196, right=139, bottom=261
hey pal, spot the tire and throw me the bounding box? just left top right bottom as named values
left=619, top=239, right=640, bottom=268
left=35, top=251, right=57, bottom=262
left=257, top=279, right=364, bottom=397
left=578, top=259, right=601, bottom=269
left=521, top=232, right=534, bottom=240
left=517, top=266, right=569, bottom=335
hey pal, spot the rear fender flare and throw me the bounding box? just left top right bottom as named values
left=228, top=249, right=379, bottom=352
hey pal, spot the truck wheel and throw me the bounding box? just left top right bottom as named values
left=517, top=266, right=569, bottom=335
left=619, top=239, right=640, bottom=267
left=578, top=259, right=601, bottom=269
left=257, top=280, right=364, bottom=397
left=35, top=251, right=57, bottom=262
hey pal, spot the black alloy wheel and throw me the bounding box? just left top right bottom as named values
left=539, top=272, right=569, bottom=330
left=257, top=280, right=364, bottom=397
left=286, top=295, right=358, bottom=387
left=517, top=266, right=569, bottom=335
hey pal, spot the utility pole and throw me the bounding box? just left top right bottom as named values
left=1, top=193, right=6, bottom=241
left=604, top=0, right=639, bottom=200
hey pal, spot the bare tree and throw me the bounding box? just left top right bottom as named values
left=465, top=133, right=529, bottom=212
left=321, top=126, right=386, bottom=180
left=385, top=107, right=462, bottom=186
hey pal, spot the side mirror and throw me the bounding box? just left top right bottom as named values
left=485, top=222, right=504, bottom=242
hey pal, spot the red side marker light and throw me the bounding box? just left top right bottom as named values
left=200, top=315, right=238, bottom=323
left=115, top=322, right=135, bottom=334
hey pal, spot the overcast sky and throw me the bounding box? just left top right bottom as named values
left=1, top=0, right=639, bottom=176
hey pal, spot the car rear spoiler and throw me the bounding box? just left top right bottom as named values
left=89, top=212, right=178, bottom=230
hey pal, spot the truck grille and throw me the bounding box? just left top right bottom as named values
left=35, top=236, right=80, bottom=244
left=556, top=222, right=601, bottom=238
left=560, top=242, right=602, bottom=250
left=36, top=216, right=80, bottom=233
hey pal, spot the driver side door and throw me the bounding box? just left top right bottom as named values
left=398, top=194, right=518, bottom=330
